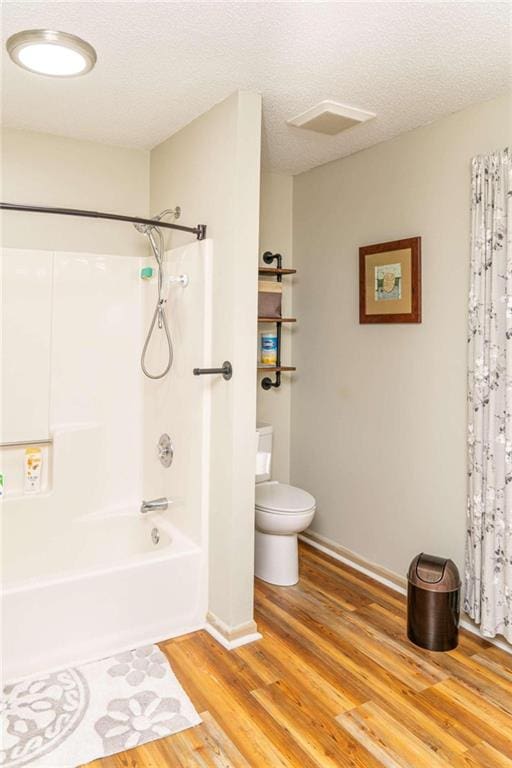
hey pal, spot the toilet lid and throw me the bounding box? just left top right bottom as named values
left=255, top=483, right=315, bottom=514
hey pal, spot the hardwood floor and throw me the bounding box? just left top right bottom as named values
left=85, top=542, right=512, bottom=767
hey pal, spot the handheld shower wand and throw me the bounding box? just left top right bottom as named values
left=136, top=208, right=180, bottom=379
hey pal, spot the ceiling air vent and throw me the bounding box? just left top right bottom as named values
left=287, top=101, right=375, bottom=135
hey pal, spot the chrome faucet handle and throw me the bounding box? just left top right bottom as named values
left=158, top=434, right=174, bottom=468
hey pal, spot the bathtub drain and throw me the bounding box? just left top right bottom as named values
left=151, top=527, right=160, bottom=546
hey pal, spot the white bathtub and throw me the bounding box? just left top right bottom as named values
left=1, top=508, right=206, bottom=683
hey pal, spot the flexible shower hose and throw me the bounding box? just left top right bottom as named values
left=140, top=225, right=174, bottom=379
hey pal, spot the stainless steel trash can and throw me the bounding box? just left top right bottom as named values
left=407, top=553, right=460, bottom=651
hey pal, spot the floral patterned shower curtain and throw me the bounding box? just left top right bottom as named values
left=465, top=148, right=511, bottom=642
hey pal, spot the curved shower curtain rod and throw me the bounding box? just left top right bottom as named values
left=0, top=202, right=207, bottom=241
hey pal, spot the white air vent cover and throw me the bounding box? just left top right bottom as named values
left=287, top=100, right=375, bottom=135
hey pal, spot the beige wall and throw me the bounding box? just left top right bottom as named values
left=257, top=172, right=293, bottom=482
left=292, top=92, right=512, bottom=579
left=1, top=129, right=149, bottom=257
left=151, top=91, right=262, bottom=630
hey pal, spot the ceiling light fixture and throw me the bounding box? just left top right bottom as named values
left=6, top=29, right=96, bottom=77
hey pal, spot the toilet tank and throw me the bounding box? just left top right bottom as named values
left=256, top=423, right=273, bottom=483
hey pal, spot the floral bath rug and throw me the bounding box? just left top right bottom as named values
left=0, top=645, right=201, bottom=767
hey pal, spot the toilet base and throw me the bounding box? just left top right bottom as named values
left=255, top=530, right=299, bottom=586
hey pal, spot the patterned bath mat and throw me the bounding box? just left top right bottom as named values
left=0, top=645, right=201, bottom=767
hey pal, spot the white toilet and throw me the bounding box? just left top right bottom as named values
left=255, top=423, right=316, bottom=586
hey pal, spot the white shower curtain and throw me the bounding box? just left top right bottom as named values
left=465, top=147, right=511, bottom=641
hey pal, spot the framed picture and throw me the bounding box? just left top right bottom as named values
left=359, top=236, right=421, bottom=324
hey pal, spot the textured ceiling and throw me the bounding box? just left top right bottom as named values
left=1, top=1, right=511, bottom=175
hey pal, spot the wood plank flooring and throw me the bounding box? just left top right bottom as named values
left=84, top=542, right=512, bottom=767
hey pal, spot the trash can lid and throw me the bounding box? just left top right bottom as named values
left=408, top=553, right=460, bottom=592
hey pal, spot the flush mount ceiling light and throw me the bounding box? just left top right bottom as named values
left=6, top=29, right=96, bottom=77
left=287, top=100, right=375, bottom=135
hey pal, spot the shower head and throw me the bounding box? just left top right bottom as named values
left=155, top=207, right=181, bottom=223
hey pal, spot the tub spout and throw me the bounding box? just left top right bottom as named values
left=140, top=497, right=168, bottom=514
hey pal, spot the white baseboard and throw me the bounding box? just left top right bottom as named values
left=299, top=531, right=407, bottom=594
left=205, top=623, right=262, bottom=650
left=300, top=530, right=511, bottom=655
left=204, top=611, right=262, bottom=650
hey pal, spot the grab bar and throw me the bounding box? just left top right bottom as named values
left=193, top=361, right=232, bottom=381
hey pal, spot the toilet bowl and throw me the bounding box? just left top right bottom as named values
left=254, top=424, right=316, bottom=586
left=255, top=481, right=316, bottom=586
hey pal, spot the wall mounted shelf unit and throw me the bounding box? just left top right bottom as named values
left=258, top=251, right=296, bottom=390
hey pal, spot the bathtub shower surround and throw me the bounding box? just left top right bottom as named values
left=142, top=240, right=212, bottom=546
left=0, top=644, right=201, bottom=768
left=1, top=242, right=211, bottom=681
left=0, top=248, right=53, bottom=443
left=0, top=247, right=142, bottom=504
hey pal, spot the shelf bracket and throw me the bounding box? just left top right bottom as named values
left=262, top=250, right=283, bottom=281
left=261, top=370, right=281, bottom=390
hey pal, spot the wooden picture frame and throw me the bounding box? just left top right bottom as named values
left=359, top=237, right=421, bottom=324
